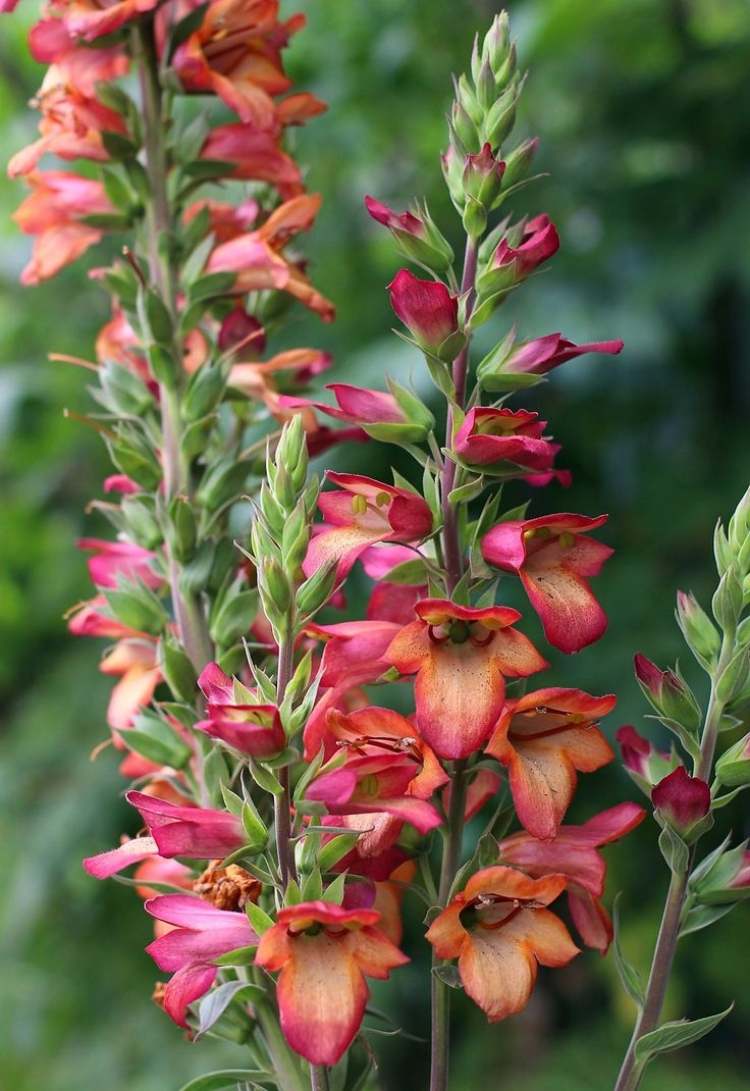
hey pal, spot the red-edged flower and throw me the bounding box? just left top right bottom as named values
left=481, top=513, right=613, bottom=653
left=13, top=170, right=114, bottom=284
left=454, top=407, right=560, bottom=473
left=307, top=746, right=443, bottom=835
left=200, top=122, right=304, bottom=198
left=386, top=599, right=548, bottom=760
left=54, top=0, right=159, bottom=40
left=485, top=687, right=615, bottom=839
left=28, top=20, right=129, bottom=94
left=283, top=381, right=434, bottom=445
left=496, top=332, right=623, bottom=379
left=126, top=791, right=245, bottom=859
left=633, top=653, right=701, bottom=729
left=77, top=538, right=161, bottom=590
left=490, top=214, right=559, bottom=279
left=616, top=724, right=677, bottom=793
left=255, top=901, right=408, bottom=1064
left=303, top=472, right=432, bottom=580
left=651, top=767, right=711, bottom=836
left=388, top=269, right=459, bottom=355
left=146, top=894, right=257, bottom=1027
left=500, top=802, right=646, bottom=951
left=426, top=866, right=578, bottom=1022
left=195, top=662, right=285, bottom=757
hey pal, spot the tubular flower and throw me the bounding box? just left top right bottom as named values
left=306, top=618, right=403, bottom=691
left=45, top=0, right=159, bottom=40
left=12, top=169, right=114, bottom=284
left=146, top=894, right=257, bottom=1027
left=171, top=0, right=324, bottom=129
left=484, top=331, right=623, bottom=384
left=195, top=662, right=286, bottom=757
left=206, top=194, right=334, bottom=319
left=500, top=802, right=646, bottom=951
left=126, top=790, right=245, bottom=859
left=254, top=901, right=408, bottom=1065
left=77, top=537, right=160, bottom=589
left=28, top=20, right=129, bottom=93
left=386, top=599, right=548, bottom=761
left=8, top=80, right=127, bottom=178
left=282, top=381, right=434, bottom=445
left=616, top=724, right=677, bottom=793
left=388, top=268, right=459, bottom=356
left=485, top=687, right=615, bottom=840
left=454, top=407, right=560, bottom=473
left=425, top=866, right=578, bottom=1022
left=651, top=767, right=711, bottom=837
left=306, top=746, right=443, bottom=835
left=303, top=472, right=433, bottom=580
left=481, top=513, right=613, bottom=653
left=200, top=122, right=304, bottom=197
left=314, top=705, right=448, bottom=799
left=490, top=214, right=559, bottom=281
left=99, top=636, right=162, bottom=733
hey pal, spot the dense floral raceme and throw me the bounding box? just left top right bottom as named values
left=7, top=5, right=749, bottom=1091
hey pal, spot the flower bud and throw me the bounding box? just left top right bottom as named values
left=692, top=843, right=750, bottom=905
left=616, top=724, right=677, bottom=794
left=161, top=635, right=198, bottom=702
left=297, top=559, right=338, bottom=617
left=120, top=496, right=163, bottom=550
left=388, top=269, right=460, bottom=360
left=208, top=587, right=258, bottom=648
left=275, top=415, right=308, bottom=498
left=675, top=590, right=721, bottom=664
left=728, top=484, right=750, bottom=551
left=195, top=456, right=250, bottom=512
left=712, top=566, right=743, bottom=632
left=258, top=558, right=291, bottom=624
left=716, top=645, right=750, bottom=703
left=281, top=504, right=310, bottom=574
left=482, top=12, right=511, bottom=78
left=482, top=79, right=520, bottom=148
left=364, top=196, right=454, bottom=273
left=651, top=766, right=711, bottom=839
left=463, top=144, right=506, bottom=210
left=450, top=99, right=480, bottom=153
left=633, top=653, right=702, bottom=733
left=167, top=495, right=197, bottom=563
left=715, top=733, right=750, bottom=788
left=501, top=137, right=540, bottom=189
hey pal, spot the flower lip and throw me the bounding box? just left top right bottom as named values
left=414, top=597, right=522, bottom=630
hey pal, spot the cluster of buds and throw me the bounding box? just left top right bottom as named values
left=15, top=7, right=746, bottom=1091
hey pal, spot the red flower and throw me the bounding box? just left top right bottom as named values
left=426, top=866, right=578, bottom=1022
left=651, top=767, right=711, bottom=835
left=386, top=599, right=548, bottom=760
left=303, top=472, right=432, bottom=580
left=481, top=513, right=613, bottom=653
left=454, top=407, right=560, bottom=473
left=500, top=802, right=646, bottom=951
left=126, top=791, right=245, bottom=859
left=486, top=687, right=615, bottom=839
left=195, top=662, right=286, bottom=757
left=495, top=332, right=623, bottom=379
left=490, top=214, right=559, bottom=279
left=255, top=901, right=408, bottom=1064
left=388, top=269, right=459, bottom=355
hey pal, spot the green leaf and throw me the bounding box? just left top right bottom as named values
left=245, top=901, right=275, bottom=936
left=679, top=902, right=736, bottom=938
left=612, top=895, right=645, bottom=1009
left=125, top=711, right=192, bottom=769
left=168, top=2, right=209, bottom=58
left=318, top=832, right=360, bottom=873
left=382, top=557, right=429, bottom=585
left=322, top=871, right=347, bottom=905
left=432, top=963, right=462, bottom=990
left=178, top=1068, right=271, bottom=1091
left=634, top=1005, right=733, bottom=1066
left=196, top=980, right=264, bottom=1037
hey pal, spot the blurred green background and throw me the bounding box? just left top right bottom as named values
left=2, top=1, right=750, bottom=1088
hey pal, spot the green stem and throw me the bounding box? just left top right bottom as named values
left=255, top=998, right=308, bottom=1091
left=429, top=760, right=468, bottom=1091
left=613, top=635, right=733, bottom=1090
left=310, top=1065, right=330, bottom=1091
left=134, top=19, right=213, bottom=675
left=274, top=629, right=297, bottom=890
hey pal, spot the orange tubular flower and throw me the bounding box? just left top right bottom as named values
left=255, top=901, right=408, bottom=1065
left=485, top=687, right=616, bottom=839
left=386, top=599, right=548, bottom=761
left=426, top=866, right=578, bottom=1022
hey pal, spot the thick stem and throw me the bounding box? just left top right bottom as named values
left=274, top=630, right=297, bottom=890
left=134, top=20, right=213, bottom=674
left=441, top=237, right=479, bottom=593
left=429, top=761, right=468, bottom=1091
left=613, top=636, right=733, bottom=1090
left=310, top=1065, right=330, bottom=1091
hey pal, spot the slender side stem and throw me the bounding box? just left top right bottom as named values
left=613, top=636, right=734, bottom=1091
left=274, top=630, right=297, bottom=890
left=441, top=237, right=479, bottom=593
left=134, top=20, right=213, bottom=674
left=429, top=761, right=468, bottom=1091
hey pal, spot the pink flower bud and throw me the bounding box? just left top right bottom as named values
left=633, top=653, right=701, bottom=731
left=492, top=214, right=559, bottom=278
left=365, top=196, right=425, bottom=238
left=651, top=767, right=711, bottom=834
left=616, top=724, right=676, bottom=793
left=387, top=269, right=459, bottom=355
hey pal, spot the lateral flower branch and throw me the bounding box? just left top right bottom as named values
left=8, top=4, right=748, bottom=1091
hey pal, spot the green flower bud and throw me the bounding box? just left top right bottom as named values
left=209, top=587, right=258, bottom=648
left=501, top=137, right=539, bottom=189
left=195, top=456, right=250, bottom=512
left=716, top=646, right=750, bottom=703
left=716, top=732, right=750, bottom=788
left=160, top=635, right=198, bottom=702
left=712, top=567, right=743, bottom=632
left=120, top=495, right=163, bottom=550
left=675, top=590, right=721, bottom=665
left=167, top=495, right=197, bottom=562
left=281, top=504, right=310, bottom=574
left=297, top=559, right=338, bottom=617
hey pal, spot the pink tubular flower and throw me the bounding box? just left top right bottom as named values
left=77, top=538, right=160, bottom=590
left=54, top=0, right=160, bottom=41
left=255, top=901, right=408, bottom=1065
left=126, top=790, right=245, bottom=859
left=388, top=269, right=459, bottom=355
left=282, top=382, right=434, bottom=445
left=454, top=407, right=560, bottom=473
left=195, top=662, right=285, bottom=757
left=365, top=195, right=425, bottom=235
left=12, top=170, right=113, bottom=284
left=633, top=653, right=700, bottom=729
left=499, top=332, right=623, bottom=378
left=83, top=835, right=159, bottom=879
left=486, top=687, right=616, bottom=840
left=499, top=802, right=646, bottom=951
left=491, top=214, right=559, bottom=279
left=146, top=894, right=257, bottom=1027
left=616, top=724, right=677, bottom=793
left=28, top=20, right=129, bottom=94
left=303, top=472, right=433, bottom=580
left=386, top=599, right=548, bottom=760
left=201, top=123, right=304, bottom=198
left=481, top=513, right=613, bottom=653
left=651, top=767, right=711, bottom=836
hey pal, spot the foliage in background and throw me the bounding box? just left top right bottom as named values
left=1, top=2, right=750, bottom=1089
